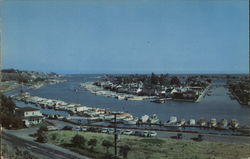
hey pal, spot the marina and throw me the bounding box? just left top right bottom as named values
left=8, top=87, right=248, bottom=136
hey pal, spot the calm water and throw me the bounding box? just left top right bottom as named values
left=7, top=74, right=250, bottom=125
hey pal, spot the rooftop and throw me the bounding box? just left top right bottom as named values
left=16, top=106, right=40, bottom=112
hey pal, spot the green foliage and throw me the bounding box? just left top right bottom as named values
left=159, top=74, right=166, bottom=85
left=140, top=138, right=165, bottom=145
left=170, top=76, right=181, bottom=86
left=102, top=140, right=113, bottom=153
left=71, top=134, right=86, bottom=148
left=119, top=145, right=131, bottom=158
left=88, top=138, right=97, bottom=150
left=0, top=94, right=23, bottom=129
left=150, top=73, right=159, bottom=85
left=0, top=94, right=16, bottom=113
left=36, top=125, right=48, bottom=136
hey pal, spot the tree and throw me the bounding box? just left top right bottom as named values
left=71, top=134, right=86, bottom=148
left=0, top=94, right=23, bottom=129
left=159, top=74, right=166, bottom=85
left=0, top=94, right=16, bottom=113
left=119, top=145, right=131, bottom=158
left=102, top=140, right=113, bottom=153
left=150, top=73, right=159, bottom=85
left=88, top=138, right=97, bottom=151
left=170, top=76, right=181, bottom=86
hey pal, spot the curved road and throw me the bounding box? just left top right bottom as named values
left=2, top=131, right=89, bottom=159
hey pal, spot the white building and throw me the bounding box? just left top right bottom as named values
left=15, top=107, right=44, bottom=127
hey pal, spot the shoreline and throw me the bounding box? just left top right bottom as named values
left=80, top=82, right=155, bottom=101
left=80, top=82, right=211, bottom=103
left=0, top=81, right=22, bottom=93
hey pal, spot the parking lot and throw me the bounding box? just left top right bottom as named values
left=46, top=119, right=250, bottom=144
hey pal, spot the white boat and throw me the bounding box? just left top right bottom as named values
left=117, top=96, right=125, bottom=100
left=103, top=115, right=114, bottom=121
left=177, top=119, right=186, bottom=126
left=188, top=119, right=196, bottom=126
left=220, top=119, right=228, bottom=128
left=123, top=118, right=138, bottom=125
left=148, top=114, right=159, bottom=124
left=209, top=118, right=217, bottom=127
left=164, top=116, right=177, bottom=126
left=141, top=115, right=149, bottom=123
left=229, top=119, right=239, bottom=128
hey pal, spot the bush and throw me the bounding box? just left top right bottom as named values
left=88, top=138, right=97, bottom=151
left=71, top=134, right=86, bottom=148
left=102, top=140, right=113, bottom=153
left=119, top=145, right=131, bottom=158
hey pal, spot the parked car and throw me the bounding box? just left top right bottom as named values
left=108, top=128, right=114, bottom=134
left=88, top=127, right=101, bottom=132
left=134, top=131, right=143, bottom=136
left=177, top=133, right=182, bottom=139
left=197, top=134, right=203, bottom=141
left=123, top=129, right=133, bottom=135
left=81, top=126, right=88, bottom=131
left=116, top=129, right=123, bottom=134
left=74, top=126, right=81, bottom=131
left=47, top=126, right=58, bottom=131
left=62, top=126, right=73, bottom=130
left=101, top=128, right=108, bottom=133
left=148, top=131, right=157, bottom=137
left=142, top=131, right=149, bottom=137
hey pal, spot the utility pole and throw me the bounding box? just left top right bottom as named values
left=113, top=113, right=118, bottom=159
left=0, top=0, right=3, bottom=158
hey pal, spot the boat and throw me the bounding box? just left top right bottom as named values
left=177, top=119, right=186, bottom=126
left=208, top=118, right=217, bottom=127
left=148, top=114, right=159, bottom=124
left=151, top=99, right=165, bottom=104
left=198, top=119, right=207, bottom=127
left=220, top=119, right=228, bottom=128
left=188, top=119, right=196, bottom=126
left=123, top=118, right=138, bottom=125
left=116, top=95, right=125, bottom=100
left=103, top=115, right=114, bottom=121
left=164, top=116, right=178, bottom=127
left=141, top=114, right=149, bottom=123
left=229, top=119, right=239, bottom=128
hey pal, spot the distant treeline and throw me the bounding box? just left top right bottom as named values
left=1, top=68, right=58, bottom=83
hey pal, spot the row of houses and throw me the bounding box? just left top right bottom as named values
left=96, top=81, right=207, bottom=100
left=12, top=92, right=136, bottom=127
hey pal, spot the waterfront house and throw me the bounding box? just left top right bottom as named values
left=15, top=107, right=44, bottom=127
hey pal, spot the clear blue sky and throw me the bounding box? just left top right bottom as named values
left=1, top=0, right=249, bottom=74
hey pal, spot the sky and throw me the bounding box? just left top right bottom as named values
left=1, top=0, right=249, bottom=74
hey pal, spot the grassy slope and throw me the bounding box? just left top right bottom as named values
left=45, top=131, right=250, bottom=159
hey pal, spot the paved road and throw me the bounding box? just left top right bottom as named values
left=2, top=130, right=89, bottom=159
